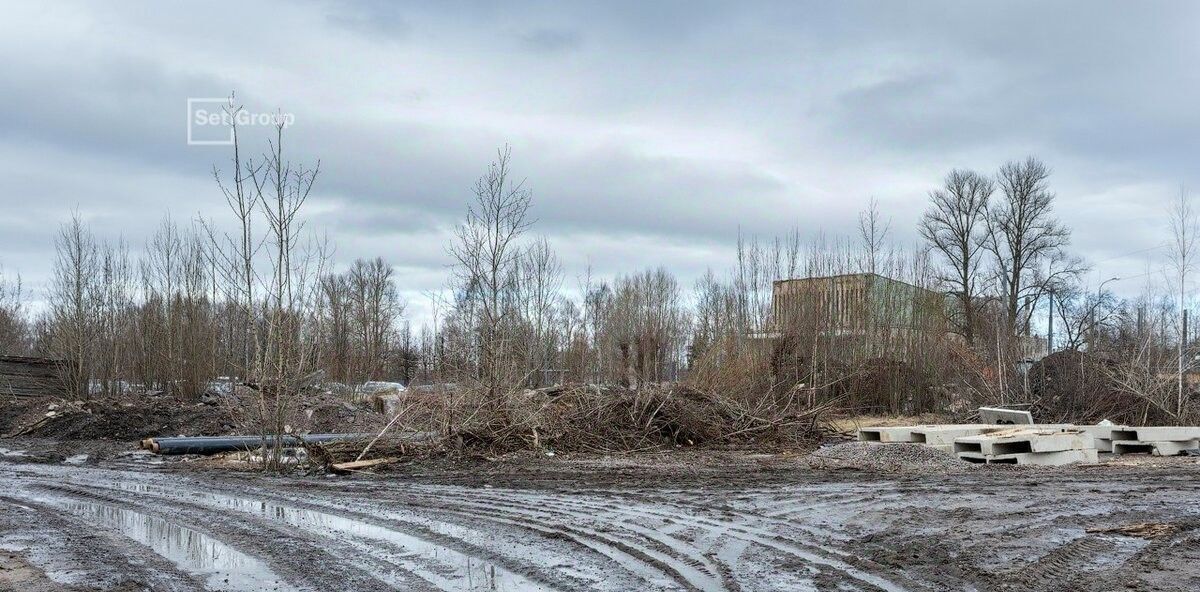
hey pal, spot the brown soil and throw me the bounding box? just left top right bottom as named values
left=0, top=392, right=389, bottom=441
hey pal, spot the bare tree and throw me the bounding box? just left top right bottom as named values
left=988, top=157, right=1075, bottom=336
left=48, top=213, right=99, bottom=398
left=858, top=197, right=891, bottom=276
left=1167, top=187, right=1197, bottom=417
left=919, top=169, right=993, bottom=344
left=448, top=145, right=533, bottom=402
left=345, top=257, right=404, bottom=383
left=204, top=95, right=263, bottom=380
left=520, top=237, right=562, bottom=386
left=0, top=267, right=27, bottom=354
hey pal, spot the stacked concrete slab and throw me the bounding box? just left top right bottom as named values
left=857, top=424, right=1011, bottom=452
left=858, top=424, right=1076, bottom=453
left=1109, top=427, right=1200, bottom=456
left=953, top=428, right=1098, bottom=465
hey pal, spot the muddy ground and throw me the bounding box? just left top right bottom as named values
left=2, top=441, right=1200, bottom=591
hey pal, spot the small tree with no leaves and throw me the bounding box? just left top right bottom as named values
left=448, top=146, right=533, bottom=404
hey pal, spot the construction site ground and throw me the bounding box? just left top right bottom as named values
left=2, top=436, right=1200, bottom=592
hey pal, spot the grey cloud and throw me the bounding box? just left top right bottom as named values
left=518, top=28, right=581, bottom=53
left=2, top=0, right=1199, bottom=318
left=324, top=0, right=411, bottom=40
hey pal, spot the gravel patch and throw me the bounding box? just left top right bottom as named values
left=802, top=442, right=973, bottom=473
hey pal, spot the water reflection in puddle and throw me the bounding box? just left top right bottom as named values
left=36, top=495, right=293, bottom=592
left=115, top=481, right=549, bottom=591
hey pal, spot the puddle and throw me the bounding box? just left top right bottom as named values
left=113, top=482, right=550, bottom=591
left=33, top=494, right=294, bottom=592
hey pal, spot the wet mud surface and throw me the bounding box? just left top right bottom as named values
left=2, top=451, right=1200, bottom=591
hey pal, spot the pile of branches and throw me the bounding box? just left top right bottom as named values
left=298, top=382, right=831, bottom=471
left=451, top=383, right=830, bottom=454
left=303, top=432, right=446, bottom=473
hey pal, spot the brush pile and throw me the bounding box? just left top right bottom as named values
left=449, top=383, right=829, bottom=454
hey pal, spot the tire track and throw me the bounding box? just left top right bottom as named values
left=402, top=486, right=914, bottom=592
left=34, top=479, right=553, bottom=592
left=0, top=493, right=206, bottom=592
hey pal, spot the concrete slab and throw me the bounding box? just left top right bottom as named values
left=957, top=448, right=1098, bottom=465
left=952, top=429, right=1092, bottom=455
left=913, top=424, right=1077, bottom=447
left=1112, top=439, right=1200, bottom=456
left=858, top=426, right=923, bottom=443
left=909, top=425, right=1008, bottom=447
left=1109, top=427, right=1200, bottom=442
left=978, top=407, right=1034, bottom=425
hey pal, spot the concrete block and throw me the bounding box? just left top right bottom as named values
left=953, top=429, right=1092, bottom=455
left=909, top=425, right=1008, bottom=447
left=1112, top=439, right=1200, bottom=456
left=978, top=407, right=1034, bottom=425
left=957, top=448, right=1098, bottom=465
left=914, top=424, right=1076, bottom=447
left=1109, top=427, right=1200, bottom=442
left=858, top=426, right=922, bottom=443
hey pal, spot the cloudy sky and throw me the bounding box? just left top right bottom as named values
left=2, top=1, right=1198, bottom=324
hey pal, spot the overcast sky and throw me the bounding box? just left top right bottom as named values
left=2, top=1, right=1198, bottom=325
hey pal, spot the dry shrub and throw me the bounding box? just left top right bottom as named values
left=834, top=358, right=938, bottom=415
left=1026, top=350, right=1174, bottom=425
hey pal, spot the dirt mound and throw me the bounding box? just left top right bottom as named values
left=803, top=442, right=967, bottom=473
left=5, top=397, right=234, bottom=440
left=2, top=390, right=388, bottom=441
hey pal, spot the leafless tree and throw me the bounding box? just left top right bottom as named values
left=0, top=267, right=28, bottom=354
left=1052, top=282, right=1118, bottom=350
left=48, top=212, right=99, bottom=398
left=448, top=145, right=533, bottom=402
left=345, top=257, right=404, bottom=384
left=858, top=197, right=891, bottom=276
left=988, top=157, right=1076, bottom=336
left=919, top=169, right=993, bottom=344
left=520, top=237, right=562, bottom=386
left=204, top=95, right=263, bottom=380
left=1167, top=187, right=1197, bottom=417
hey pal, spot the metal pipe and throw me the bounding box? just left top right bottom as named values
left=146, top=433, right=372, bottom=455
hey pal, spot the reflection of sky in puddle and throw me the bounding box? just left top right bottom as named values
left=114, top=481, right=548, bottom=591
left=38, top=496, right=293, bottom=592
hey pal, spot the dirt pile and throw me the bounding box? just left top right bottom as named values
left=803, top=442, right=968, bottom=473
left=1, top=390, right=388, bottom=441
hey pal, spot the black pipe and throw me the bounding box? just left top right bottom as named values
left=147, top=433, right=371, bottom=455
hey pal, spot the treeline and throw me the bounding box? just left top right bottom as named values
left=1, top=106, right=1196, bottom=441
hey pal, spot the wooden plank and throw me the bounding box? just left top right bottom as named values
left=330, top=457, right=400, bottom=472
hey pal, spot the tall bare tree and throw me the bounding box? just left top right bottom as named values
left=1168, top=187, right=1197, bottom=417
left=988, top=157, right=1075, bottom=336
left=919, top=169, right=993, bottom=344
left=448, top=146, right=533, bottom=402
left=48, top=213, right=99, bottom=398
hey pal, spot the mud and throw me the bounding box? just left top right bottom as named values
left=2, top=448, right=1200, bottom=591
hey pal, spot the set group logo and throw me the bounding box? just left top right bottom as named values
left=187, top=97, right=295, bottom=146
